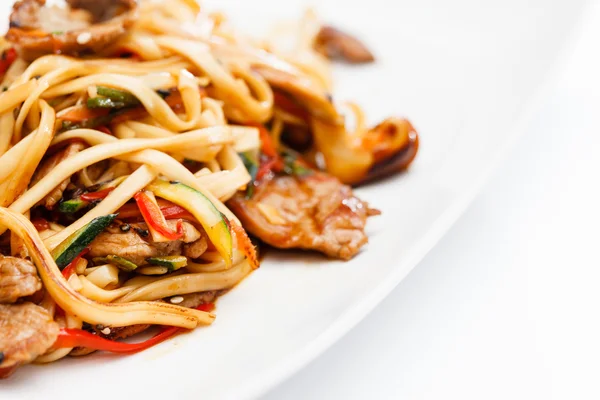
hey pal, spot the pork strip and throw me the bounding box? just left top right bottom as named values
left=0, top=302, right=59, bottom=369
left=89, top=220, right=204, bottom=265
left=228, top=173, right=379, bottom=260
left=7, top=0, right=137, bottom=60
left=0, top=256, right=41, bottom=304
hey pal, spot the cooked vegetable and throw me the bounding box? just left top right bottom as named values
left=93, top=255, right=138, bottom=272
left=314, top=25, right=375, bottom=64
left=281, top=150, right=312, bottom=177
left=147, top=180, right=233, bottom=266
left=87, top=87, right=140, bottom=109
left=52, top=303, right=216, bottom=354
left=59, top=179, right=123, bottom=213
left=53, top=326, right=181, bottom=354
left=0, top=48, right=17, bottom=77
left=51, top=214, right=117, bottom=269
left=96, top=86, right=140, bottom=106
left=58, top=198, right=87, bottom=213
left=146, top=255, right=187, bottom=272
left=59, top=106, right=109, bottom=123
left=86, top=97, right=126, bottom=109
left=61, top=248, right=89, bottom=279
left=134, top=190, right=183, bottom=242
left=80, top=187, right=115, bottom=202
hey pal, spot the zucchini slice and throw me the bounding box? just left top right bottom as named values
left=146, top=255, right=187, bottom=272
left=59, top=198, right=88, bottom=213
left=95, top=86, right=140, bottom=106
left=93, top=255, right=138, bottom=272
left=51, top=214, right=117, bottom=269
left=146, top=180, right=233, bottom=265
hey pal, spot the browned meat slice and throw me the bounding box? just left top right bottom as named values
left=314, top=25, right=375, bottom=64
left=183, top=236, right=208, bottom=259
left=176, top=290, right=219, bottom=309
left=89, top=221, right=202, bottom=265
left=0, top=302, right=59, bottom=369
left=0, top=256, right=41, bottom=304
left=6, top=0, right=137, bottom=61
left=30, top=142, right=85, bottom=210
left=228, top=173, right=379, bottom=260
left=173, top=221, right=202, bottom=243
left=89, top=229, right=168, bottom=266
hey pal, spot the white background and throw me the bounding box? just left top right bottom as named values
left=0, top=2, right=595, bottom=399
left=263, top=3, right=600, bottom=400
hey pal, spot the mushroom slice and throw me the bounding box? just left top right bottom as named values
left=6, top=0, right=138, bottom=60
left=314, top=25, right=375, bottom=64
left=310, top=116, right=419, bottom=185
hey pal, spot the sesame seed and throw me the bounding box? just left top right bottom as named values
left=101, top=327, right=111, bottom=335
left=76, top=32, right=92, bottom=45
left=170, top=296, right=184, bottom=304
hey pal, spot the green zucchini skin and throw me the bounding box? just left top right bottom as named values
left=86, top=97, right=126, bottom=109
left=96, top=87, right=140, bottom=106
left=146, top=255, right=187, bottom=272
left=58, top=198, right=88, bottom=213
left=93, top=255, right=138, bottom=272
left=52, top=214, right=118, bottom=269
left=147, top=180, right=233, bottom=265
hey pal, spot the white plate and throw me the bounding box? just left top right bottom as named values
left=0, top=1, right=586, bottom=399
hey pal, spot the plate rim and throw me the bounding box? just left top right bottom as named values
left=228, top=14, right=589, bottom=399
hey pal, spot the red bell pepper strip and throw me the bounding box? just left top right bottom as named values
left=80, top=187, right=115, bottom=202
left=134, top=191, right=183, bottom=240
left=0, top=366, right=18, bottom=379
left=256, top=157, right=283, bottom=181
left=248, top=122, right=278, bottom=158
left=96, top=126, right=112, bottom=135
left=53, top=326, right=180, bottom=354
left=52, top=303, right=215, bottom=354
left=0, top=48, right=17, bottom=77
left=160, top=204, right=194, bottom=220
left=116, top=200, right=193, bottom=221
left=61, top=248, right=89, bottom=279
left=196, top=303, right=215, bottom=312
left=31, top=218, right=50, bottom=231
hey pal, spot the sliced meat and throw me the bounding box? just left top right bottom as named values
left=89, top=229, right=167, bottom=266
left=30, top=142, right=85, bottom=210
left=6, top=0, right=137, bottom=61
left=0, top=256, right=41, bottom=304
left=88, top=221, right=201, bottom=266
left=314, top=25, right=375, bottom=64
left=183, top=236, right=208, bottom=259
left=176, top=290, right=220, bottom=309
left=0, top=302, right=59, bottom=368
left=174, top=221, right=202, bottom=243
left=228, top=173, right=379, bottom=260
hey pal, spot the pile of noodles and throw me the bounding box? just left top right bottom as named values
left=0, top=0, right=406, bottom=364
